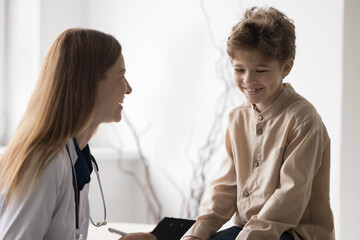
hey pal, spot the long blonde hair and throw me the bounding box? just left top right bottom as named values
left=0, top=28, right=121, bottom=203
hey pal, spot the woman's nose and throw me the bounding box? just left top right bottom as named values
left=125, top=79, right=132, bottom=94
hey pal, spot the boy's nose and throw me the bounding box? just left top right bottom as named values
left=243, top=72, right=254, bottom=83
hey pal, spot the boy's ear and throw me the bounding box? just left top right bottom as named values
left=281, top=58, right=294, bottom=78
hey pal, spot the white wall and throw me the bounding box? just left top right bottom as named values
left=340, top=0, right=360, bottom=239
left=5, top=0, right=41, bottom=139
left=3, top=0, right=357, bottom=239
left=39, top=0, right=87, bottom=60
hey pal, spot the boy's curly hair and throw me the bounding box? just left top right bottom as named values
left=227, top=7, right=296, bottom=63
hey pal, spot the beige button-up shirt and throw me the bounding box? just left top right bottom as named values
left=184, top=83, right=335, bottom=240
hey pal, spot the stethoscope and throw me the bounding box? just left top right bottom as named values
left=66, top=145, right=107, bottom=240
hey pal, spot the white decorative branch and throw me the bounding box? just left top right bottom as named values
left=180, top=0, right=244, bottom=219
left=110, top=112, right=162, bottom=223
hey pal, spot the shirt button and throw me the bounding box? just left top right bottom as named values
left=244, top=191, right=250, bottom=197
left=257, top=129, right=263, bottom=135
left=254, top=161, right=260, bottom=167
left=258, top=115, right=264, bottom=121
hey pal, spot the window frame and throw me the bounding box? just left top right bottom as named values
left=0, top=0, right=7, bottom=145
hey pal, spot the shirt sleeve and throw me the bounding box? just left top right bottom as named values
left=183, top=129, right=238, bottom=240
left=0, top=156, right=68, bottom=240
left=238, top=119, right=328, bottom=239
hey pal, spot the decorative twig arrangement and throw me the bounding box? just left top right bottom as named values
left=180, top=0, right=242, bottom=219
left=111, top=0, right=244, bottom=223
left=113, top=112, right=163, bottom=223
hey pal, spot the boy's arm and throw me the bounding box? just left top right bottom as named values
left=238, top=119, right=329, bottom=239
left=182, top=129, right=237, bottom=240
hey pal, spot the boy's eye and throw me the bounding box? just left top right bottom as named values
left=235, top=69, right=245, bottom=73
left=256, top=70, right=268, bottom=73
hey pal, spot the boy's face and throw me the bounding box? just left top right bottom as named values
left=232, top=49, right=293, bottom=112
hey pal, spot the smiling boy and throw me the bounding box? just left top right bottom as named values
left=182, top=7, right=335, bottom=240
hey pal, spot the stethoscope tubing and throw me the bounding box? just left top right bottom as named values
left=65, top=144, right=107, bottom=240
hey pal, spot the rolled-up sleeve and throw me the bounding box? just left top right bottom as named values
left=183, top=129, right=238, bottom=240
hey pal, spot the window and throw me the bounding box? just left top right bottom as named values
left=0, top=0, right=41, bottom=148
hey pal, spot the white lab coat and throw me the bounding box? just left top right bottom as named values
left=0, top=139, right=90, bottom=240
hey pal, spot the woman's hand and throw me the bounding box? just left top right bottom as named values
left=119, top=232, right=157, bottom=240
left=182, top=237, right=201, bottom=240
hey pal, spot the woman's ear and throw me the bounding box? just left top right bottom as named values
left=281, top=58, right=294, bottom=79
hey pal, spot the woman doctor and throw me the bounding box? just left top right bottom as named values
left=0, top=28, right=156, bottom=240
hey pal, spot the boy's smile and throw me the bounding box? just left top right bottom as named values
left=232, top=49, right=293, bottom=112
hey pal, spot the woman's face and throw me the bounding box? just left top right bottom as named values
left=93, top=53, right=132, bottom=124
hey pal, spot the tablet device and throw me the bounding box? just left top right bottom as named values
left=151, top=217, right=196, bottom=240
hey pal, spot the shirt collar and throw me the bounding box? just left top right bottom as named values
left=251, top=82, right=296, bottom=120
left=73, top=138, right=94, bottom=191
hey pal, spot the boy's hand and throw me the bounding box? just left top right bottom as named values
left=119, top=232, right=157, bottom=240
left=182, top=237, right=201, bottom=240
